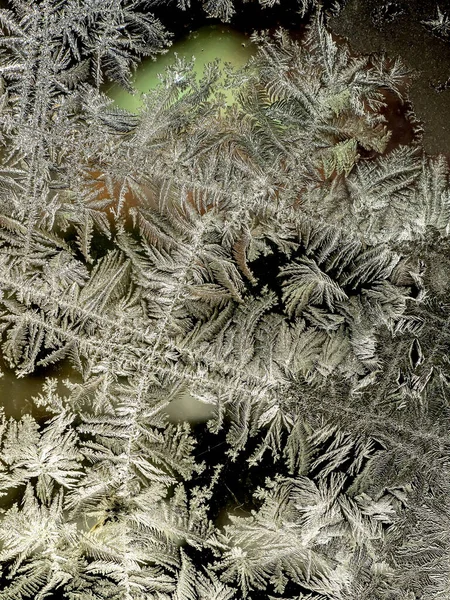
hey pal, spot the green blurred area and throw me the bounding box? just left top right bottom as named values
left=106, top=24, right=255, bottom=111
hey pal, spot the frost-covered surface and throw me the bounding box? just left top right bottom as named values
left=0, top=2, right=449, bottom=599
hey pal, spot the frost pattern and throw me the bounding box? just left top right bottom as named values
left=0, top=2, right=448, bottom=600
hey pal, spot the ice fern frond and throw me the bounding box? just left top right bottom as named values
left=0, top=410, right=82, bottom=504
left=279, top=257, right=348, bottom=317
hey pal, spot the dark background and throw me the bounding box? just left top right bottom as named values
left=329, top=0, right=450, bottom=156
